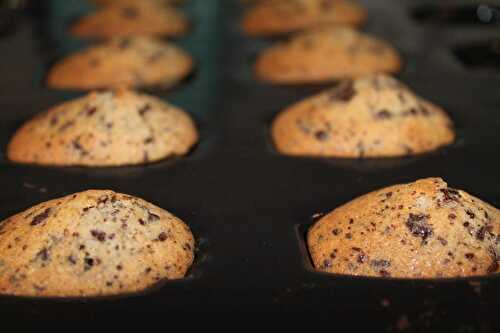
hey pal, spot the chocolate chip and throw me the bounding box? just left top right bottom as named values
left=357, top=253, right=367, bottom=264
left=314, top=130, right=328, bottom=141
left=144, top=137, right=155, bottom=144
left=476, top=226, right=486, bottom=241
left=322, top=259, right=332, bottom=268
left=138, top=218, right=146, bottom=225
left=72, top=138, right=88, bottom=156
left=90, top=230, right=106, bottom=242
left=345, top=233, right=352, bottom=239
left=440, top=188, right=461, bottom=203
left=371, top=259, right=391, bottom=270
left=332, top=228, right=342, bottom=236
left=59, top=120, right=75, bottom=132
left=375, top=110, right=392, bottom=120
left=437, top=237, right=448, bottom=246
left=487, top=261, right=499, bottom=274
left=296, top=119, right=311, bottom=134
left=84, top=258, right=94, bottom=270
left=379, top=270, right=391, bottom=277
left=97, top=195, right=109, bottom=205
left=138, top=104, right=152, bottom=116
left=31, top=208, right=51, bottom=226
left=406, top=213, right=433, bottom=242
left=86, top=107, right=97, bottom=117
left=158, top=232, right=168, bottom=241
left=465, top=253, right=475, bottom=260
left=116, top=265, right=123, bottom=271
left=353, top=248, right=367, bottom=263
left=148, top=212, right=160, bottom=222
left=406, top=108, right=418, bottom=116
left=36, top=248, right=49, bottom=261
left=466, top=210, right=475, bottom=219
left=328, top=81, right=355, bottom=102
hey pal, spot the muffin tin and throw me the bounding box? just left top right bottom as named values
left=412, top=2, right=500, bottom=25
left=0, top=0, right=499, bottom=328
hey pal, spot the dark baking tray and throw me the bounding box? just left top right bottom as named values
left=0, top=0, right=499, bottom=328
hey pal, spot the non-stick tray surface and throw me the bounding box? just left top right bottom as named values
left=0, top=0, right=499, bottom=328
